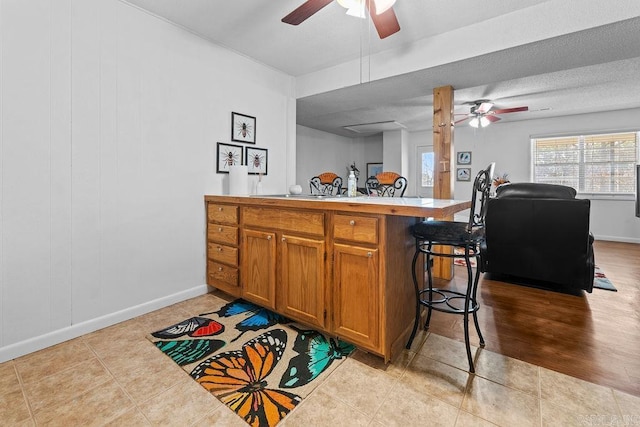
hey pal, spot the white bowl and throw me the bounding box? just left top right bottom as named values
left=289, top=184, right=303, bottom=195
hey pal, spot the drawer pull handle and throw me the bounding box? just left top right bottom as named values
left=218, top=207, right=223, bottom=212
left=282, top=237, right=286, bottom=242
left=218, top=267, right=223, bottom=271
left=267, top=235, right=272, bottom=240
left=349, top=220, right=355, bottom=226
left=217, top=247, right=223, bottom=252
left=218, top=227, right=223, bottom=232
left=367, top=251, right=372, bottom=257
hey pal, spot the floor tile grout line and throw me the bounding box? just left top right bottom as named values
left=537, top=366, right=543, bottom=427
left=367, top=373, right=403, bottom=423
left=84, top=336, right=155, bottom=426
left=13, top=362, right=37, bottom=425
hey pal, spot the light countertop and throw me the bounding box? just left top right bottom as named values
left=205, top=194, right=471, bottom=218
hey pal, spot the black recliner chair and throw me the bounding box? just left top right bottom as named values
left=480, top=182, right=594, bottom=293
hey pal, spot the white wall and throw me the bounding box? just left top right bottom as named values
left=296, top=125, right=382, bottom=191
left=442, top=108, right=640, bottom=243
left=0, top=0, right=294, bottom=361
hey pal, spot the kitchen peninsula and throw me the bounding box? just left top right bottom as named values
left=204, top=194, right=471, bottom=362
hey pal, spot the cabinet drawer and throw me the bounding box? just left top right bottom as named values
left=208, top=243, right=238, bottom=266
left=207, top=224, right=238, bottom=245
left=334, top=214, right=378, bottom=244
left=243, top=207, right=324, bottom=236
left=207, top=260, right=239, bottom=288
left=208, top=203, right=239, bottom=224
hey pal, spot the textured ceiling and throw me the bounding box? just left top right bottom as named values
left=124, top=0, right=640, bottom=136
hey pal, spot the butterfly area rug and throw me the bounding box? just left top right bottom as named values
left=147, top=299, right=354, bottom=427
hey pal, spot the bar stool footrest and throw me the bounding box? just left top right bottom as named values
left=418, top=288, right=480, bottom=314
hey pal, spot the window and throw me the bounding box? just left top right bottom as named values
left=421, top=151, right=434, bottom=187
left=532, top=131, right=639, bottom=196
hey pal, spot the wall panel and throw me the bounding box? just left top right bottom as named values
left=0, top=0, right=294, bottom=360
left=1, top=0, right=55, bottom=345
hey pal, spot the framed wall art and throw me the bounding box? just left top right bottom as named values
left=367, top=162, right=383, bottom=178
left=456, top=167, right=472, bottom=182
left=216, top=142, right=243, bottom=173
left=246, top=147, right=268, bottom=175
left=456, top=151, right=472, bottom=165
left=231, top=112, right=256, bottom=144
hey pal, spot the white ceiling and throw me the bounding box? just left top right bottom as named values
left=124, top=0, right=640, bottom=137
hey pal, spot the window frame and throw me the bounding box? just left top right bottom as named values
left=530, top=130, right=639, bottom=201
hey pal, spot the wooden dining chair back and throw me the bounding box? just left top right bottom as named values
left=309, top=172, right=342, bottom=195
left=365, top=172, right=407, bottom=197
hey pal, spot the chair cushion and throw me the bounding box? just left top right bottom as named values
left=496, top=183, right=576, bottom=199
left=411, top=220, right=484, bottom=245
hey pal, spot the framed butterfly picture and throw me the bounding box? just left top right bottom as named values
left=216, top=142, right=243, bottom=174
left=231, top=112, right=256, bottom=144
left=246, top=147, right=268, bottom=175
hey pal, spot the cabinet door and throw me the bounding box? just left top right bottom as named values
left=279, top=234, right=326, bottom=329
left=242, top=229, right=277, bottom=310
left=333, top=244, right=379, bottom=351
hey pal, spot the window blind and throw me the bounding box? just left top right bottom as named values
left=532, top=132, right=638, bottom=195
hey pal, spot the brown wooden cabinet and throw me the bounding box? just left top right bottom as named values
left=242, top=228, right=277, bottom=309
left=279, top=234, right=327, bottom=329
left=241, top=207, right=328, bottom=328
left=333, top=243, right=379, bottom=351
left=332, top=213, right=382, bottom=352
left=204, top=195, right=465, bottom=362
left=206, top=202, right=241, bottom=297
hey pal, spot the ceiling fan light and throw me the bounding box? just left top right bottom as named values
left=469, top=117, right=480, bottom=128
left=337, top=0, right=358, bottom=8
left=338, top=0, right=366, bottom=18
left=373, top=0, right=396, bottom=14
left=346, top=5, right=366, bottom=18
left=480, top=116, right=491, bottom=127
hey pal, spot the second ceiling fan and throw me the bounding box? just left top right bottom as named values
left=282, top=0, right=401, bottom=39
left=455, top=101, right=529, bottom=128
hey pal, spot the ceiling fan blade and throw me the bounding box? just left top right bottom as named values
left=492, top=106, right=529, bottom=114
left=475, top=102, right=494, bottom=114
left=282, top=0, right=333, bottom=25
left=368, top=2, right=400, bottom=39
left=485, top=115, right=501, bottom=123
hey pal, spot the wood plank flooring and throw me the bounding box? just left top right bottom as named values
left=426, top=240, right=640, bottom=397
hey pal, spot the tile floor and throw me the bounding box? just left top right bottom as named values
left=2, top=292, right=640, bottom=426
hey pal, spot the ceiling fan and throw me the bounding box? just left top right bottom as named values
left=282, top=0, right=401, bottom=39
left=455, top=100, right=529, bottom=128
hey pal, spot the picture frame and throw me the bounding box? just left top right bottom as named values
left=367, top=162, right=383, bottom=178
left=456, top=151, right=472, bottom=165
left=456, top=167, right=472, bottom=182
left=231, top=112, right=256, bottom=144
left=216, top=142, right=243, bottom=173
left=246, top=147, right=268, bottom=175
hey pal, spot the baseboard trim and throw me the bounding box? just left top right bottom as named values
left=0, top=284, right=210, bottom=363
left=594, top=235, right=640, bottom=244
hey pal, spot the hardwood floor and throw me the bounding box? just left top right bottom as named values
left=426, top=240, right=640, bottom=397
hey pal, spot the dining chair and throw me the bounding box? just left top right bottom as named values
left=365, top=172, right=407, bottom=197
left=309, top=172, right=342, bottom=195
left=405, top=163, right=494, bottom=373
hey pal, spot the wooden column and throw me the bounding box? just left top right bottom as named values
left=432, top=85, right=455, bottom=279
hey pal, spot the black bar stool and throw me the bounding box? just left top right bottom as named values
left=406, top=163, right=494, bottom=373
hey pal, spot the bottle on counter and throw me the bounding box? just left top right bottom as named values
left=348, top=170, right=357, bottom=197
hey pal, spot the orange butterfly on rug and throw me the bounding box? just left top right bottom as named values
left=190, top=328, right=301, bottom=426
